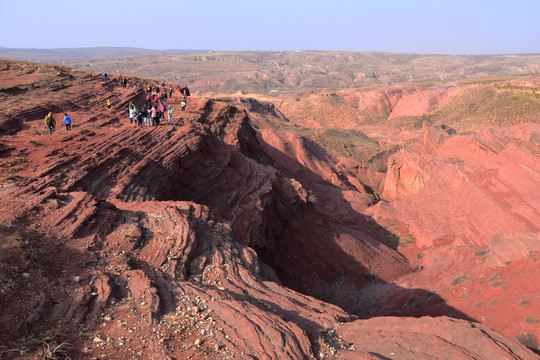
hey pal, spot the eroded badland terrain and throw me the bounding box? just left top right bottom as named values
left=0, top=54, right=539, bottom=359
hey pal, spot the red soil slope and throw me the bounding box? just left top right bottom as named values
left=276, top=84, right=458, bottom=130
left=366, top=122, right=540, bottom=349
left=0, top=59, right=538, bottom=359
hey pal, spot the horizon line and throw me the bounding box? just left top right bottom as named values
left=1, top=46, right=540, bottom=57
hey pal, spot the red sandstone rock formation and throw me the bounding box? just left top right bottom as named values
left=0, top=59, right=538, bottom=359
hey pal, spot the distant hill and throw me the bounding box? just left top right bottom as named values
left=0, top=47, right=161, bottom=63
left=1, top=49, right=539, bottom=95
left=63, top=51, right=540, bottom=94
left=164, top=49, right=214, bottom=53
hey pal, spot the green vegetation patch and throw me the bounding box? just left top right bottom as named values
left=450, top=275, right=471, bottom=286
left=490, top=281, right=507, bottom=288
left=474, top=249, right=490, bottom=257
left=524, top=317, right=540, bottom=324
left=514, top=332, right=539, bottom=351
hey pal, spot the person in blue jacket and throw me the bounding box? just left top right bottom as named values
left=63, top=113, right=71, bottom=130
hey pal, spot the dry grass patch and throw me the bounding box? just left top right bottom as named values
left=450, top=275, right=471, bottom=286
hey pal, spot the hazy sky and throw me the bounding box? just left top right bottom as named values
left=1, top=0, right=539, bottom=54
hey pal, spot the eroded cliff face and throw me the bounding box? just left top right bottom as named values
left=369, top=122, right=540, bottom=348
left=382, top=122, right=457, bottom=200
left=0, top=59, right=538, bottom=359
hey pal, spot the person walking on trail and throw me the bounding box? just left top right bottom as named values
left=150, top=105, right=158, bottom=126
left=140, top=105, right=146, bottom=126
left=129, top=104, right=136, bottom=125
left=147, top=106, right=152, bottom=126
left=45, top=112, right=56, bottom=134
left=158, top=103, right=165, bottom=126
left=132, top=107, right=138, bottom=126
left=142, top=105, right=149, bottom=126
left=136, top=108, right=143, bottom=127
left=102, top=72, right=108, bottom=81
left=129, top=106, right=136, bottom=125
left=159, top=102, right=165, bottom=116
left=63, top=113, right=71, bottom=130
left=167, top=106, right=173, bottom=122
left=169, top=87, right=173, bottom=98
left=107, top=99, right=112, bottom=110
left=181, top=100, right=186, bottom=112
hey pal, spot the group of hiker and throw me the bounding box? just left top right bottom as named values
left=145, top=90, right=171, bottom=106
left=144, top=85, right=174, bottom=99
left=117, top=74, right=128, bottom=87
left=126, top=83, right=187, bottom=127
left=44, top=112, right=71, bottom=134
left=127, top=101, right=175, bottom=127
left=103, top=72, right=130, bottom=88
left=46, top=75, right=189, bottom=134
